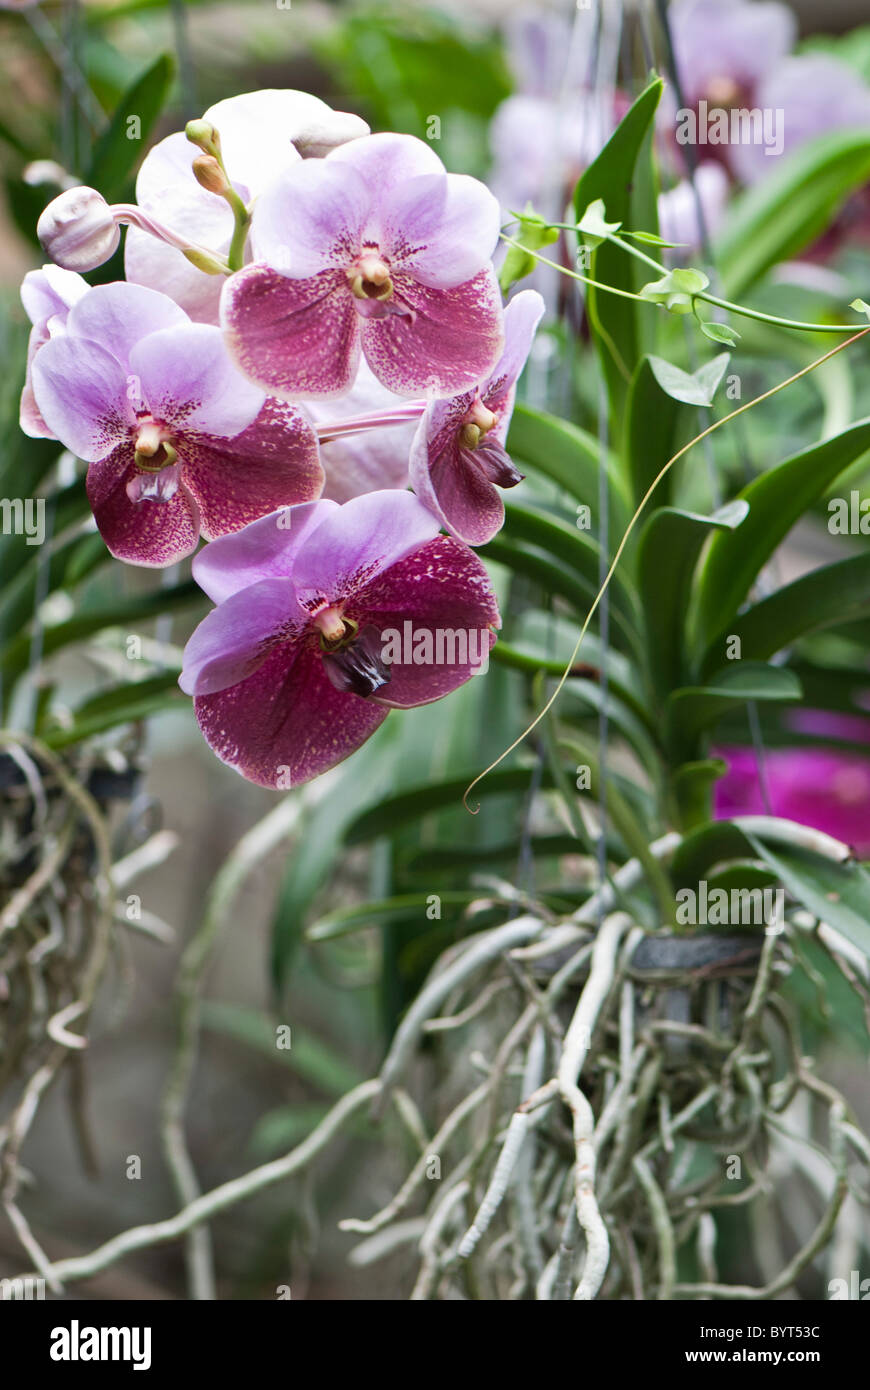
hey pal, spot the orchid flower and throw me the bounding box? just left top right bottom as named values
left=124, top=89, right=370, bottom=324
left=180, top=491, right=500, bottom=786
left=715, top=745, right=870, bottom=856
left=30, top=282, right=323, bottom=567
left=669, top=0, right=795, bottom=111
left=19, top=264, right=88, bottom=440
left=409, top=289, right=544, bottom=546
left=728, top=55, right=870, bottom=185
left=220, top=132, right=504, bottom=400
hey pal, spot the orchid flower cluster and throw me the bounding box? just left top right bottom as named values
left=22, top=90, right=544, bottom=788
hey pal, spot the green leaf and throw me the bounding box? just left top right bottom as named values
left=270, top=728, right=398, bottom=989
left=484, top=535, right=641, bottom=657
left=691, top=418, right=870, bottom=651
left=576, top=197, right=622, bottom=247
left=639, top=500, right=749, bottom=697
left=716, top=130, right=870, bottom=299
left=0, top=579, right=201, bottom=688
left=307, top=891, right=485, bottom=942
left=665, top=663, right=802, bottom=758
left=573, top=77, right=663, bottom=438
left=85, top=53, right=175, bottom=200
left=506, top=403, right=630, bottom=531
left=249, top=1104, right=332, bottom=1158
left=559, top=730, right=674, bottom=921
left=671, top=819, right=855, bottom=891
left=201, top=1001, right=364, bottom=1095
left=623, top=354, right=680, bottom=506
left=708, top=552, right=870, bottom=674
left=345, top=766, right=555, bottom=845
left=500, top=205, right=559, bottom=293
left=43, top=682, right=185, bottom=749
left=639, top=266, right=710, bottom=313
left=624, top=230, right=682, bottom=248
left=646, top=351, right=730, bottom=407
left=502, top=500, right=640, bottom=624
left=670, top=759, right=728, bottom=832
left=744, top=835, right=870, bottom=959
left=698, top=320, right=741, bottom=346
left=404, top=834, right=582, bottom=873
left=850, top=297, right=870, bottom=320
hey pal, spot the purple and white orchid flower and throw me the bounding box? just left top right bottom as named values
left=180, top=491, right=501, bottom=787
left=729, top=55, right=870, bottom=186
left=19, top=264, right=88, bottom=440
left=220, top=132, right=504, bottom=401
left=30, top=282, right=323, bottom=567
left=669, top=0, right=795, bottom=112
left=409, top=289, right=544, bottom=546
left=125, top=89, right=370, bottom=324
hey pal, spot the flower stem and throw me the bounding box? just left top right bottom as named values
left=500, top=229, right=863, bottom=335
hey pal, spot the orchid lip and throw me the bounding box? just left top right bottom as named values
left=321, top=623, right=392, bottom=698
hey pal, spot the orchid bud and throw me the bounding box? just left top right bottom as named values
left=292, top=110, right=370, bottom=158
left=185, top=119, right=222, bottom=159
left=192, top=154, right=230, bottom=196
left=36, top=187, right=120, bottom=272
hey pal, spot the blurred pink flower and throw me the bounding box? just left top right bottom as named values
left=715, top=745, right=870, bottom=855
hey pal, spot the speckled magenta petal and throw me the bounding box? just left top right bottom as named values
left=193, top=637, right=388, bottom=787
left=86, top=447, right=201, bottom=567
left=191, top=500, right=338, bottom=604
left=413, top=426, right=506, bottom=546
left=178, top=399, right=324, bottom=540
left=221, top=263, right=360, bottom=399
left=351, top=534, right=500, bottom=706
left=180, top=576, right=302, bottom=695
left=361, top=266, right=504, bottom=398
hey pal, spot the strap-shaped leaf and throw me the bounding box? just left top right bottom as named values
left=665, top=662, right=802, bottom=759
left=702, top=551, right=870, bottom=676
left=573, top=78, right=663, bottom=438
left=507, top=403, right=629, bottom=531
left=86, top=53, right=175, bottom=200
left=639, top=500, right=749, bottom=697
left=745, top=834, right=870, bottom=959
left=716, top=129, right=870, bottom=299
left=691, top=418, right=870, bottom=650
